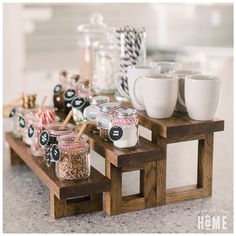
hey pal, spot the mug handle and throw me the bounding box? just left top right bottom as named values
left=133, top=76, right=144, bottom=108
left=115, top=72, right=130, bottom=99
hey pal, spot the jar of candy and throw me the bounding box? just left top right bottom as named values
left=40, top=122, right=74, bottom=167
left=30, top=118, right=44, bottom=157
left=23, top=111, right=36, bottom=145
left=96, top=102, right=120, bottom=141
left=110, top=108, right=138, bottom=148
left=71, top=96, right=90, bottom=125
left=8, top=107, right=24, bottom=138
left=53, top=70, right=67, bottom=111
left=55, top=134, right=90, bottom=180
left=83, top=96, right=110, bottom=131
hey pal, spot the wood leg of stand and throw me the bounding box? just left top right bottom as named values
left=10, top=147, right=24, bottom=165
left=50, top=192, right=103, bottom=219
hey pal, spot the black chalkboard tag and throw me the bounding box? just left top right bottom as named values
left=53, top=84, right=62, bottom=95
left=71, top=96, right=85, bottom=110
left=19, top=116, right=25, bottom=128
left=64, top=89, right=76, bottom=101
left=9, top=108, right=16, bottom=118
left=28, top=124, right=34, bottom=138
left=50, top=144, right=61, bottom=162
left=109, top=126, right=123, bottom=141
left=39, top=130, right=50, bottom=146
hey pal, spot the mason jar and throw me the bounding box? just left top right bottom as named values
left=11, top=107, right=24, bottom=138
left=42, top=122, right=74, bottom=167
left=83, top=96, right=110, bottom=132
left=96, top=102, right=120, bottom=141
left=56, top=134, right=90, bottom=180
left=110, top=108, right=138, bottom=148
left=23, top=111, right=36, bottom=145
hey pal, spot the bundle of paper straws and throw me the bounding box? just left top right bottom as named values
left=116, top=26, right=146, bottom=96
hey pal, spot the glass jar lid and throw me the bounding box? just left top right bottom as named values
left=83, top=105, right=101, bottom=121
left=100, top=102, right=120, bottom=113
left=115, top=108, right=137, bottom=118
left=91, top=96, right=110, bottom=106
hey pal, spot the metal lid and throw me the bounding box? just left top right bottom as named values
left=91, top=96, right=109, bottom=106
left=83, top=105, right=100, bottom=120
left=115, top=108, right=137, bottom=118
left=100, top=102, right=120, bottom=113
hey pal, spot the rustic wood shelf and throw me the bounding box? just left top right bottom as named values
left=5, top=132, right=111, bottom=218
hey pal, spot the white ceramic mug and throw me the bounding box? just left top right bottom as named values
left=167, top=70, right=201, bottom=112
left=115, top=65, right=161, bottom=110
left=149, top=61, right=182, bottom=73
left=178, top=75, right=221, bottom=121
left=133, top=74, right=179, bottom=118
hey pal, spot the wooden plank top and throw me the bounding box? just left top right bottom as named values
left=5, top=132, right=111, bottom=200
left=137, top=111, right=224, bottom=139
left=84, top=125, right=165, bottom=168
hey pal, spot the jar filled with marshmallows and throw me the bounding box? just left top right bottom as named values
left=109, top=108, right=138, bottom=148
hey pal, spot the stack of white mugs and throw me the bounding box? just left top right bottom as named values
left=115, top=61, right=221, bottom=121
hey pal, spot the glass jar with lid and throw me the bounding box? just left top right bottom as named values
left=56, top=134, right=90, bottom=180
left=96, top=102, right=120, bottom=141
left=41, top=122, right=74, bottom=167
left=110, top=108, right=138, bottom=148
left=77, top=13, right=115, bottom=82
left=83, top=96, right=110, bottom=131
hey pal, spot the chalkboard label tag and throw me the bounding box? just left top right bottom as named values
left=9, top=108, right=16, bottom=118
left=28, top=124, right=34, bottom=138
left=71, top=96, right=85, bottom=110
left=50, top=144, right=61, bottom=162
left=64, top=89, right=76, bottom=100
left=19, top=116, right=25, bottom=128
left=109, top=126, right=123, bottom=141
left=53, top=84, right=62, bottom=94
left=39, top=130, right=50, bottom=146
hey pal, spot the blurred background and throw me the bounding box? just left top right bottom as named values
left=3, top=3, right=233, bottom=232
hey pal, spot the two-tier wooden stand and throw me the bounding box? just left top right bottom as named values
left=5, top=108, right=224, bottom=218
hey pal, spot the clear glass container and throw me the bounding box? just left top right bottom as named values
left=23, top=111, right=36, bottom=145
left=92, top=32, right=119, bottom=94
left=31, top=118, right=44, bottom=157
left=96, top=102, right=120, bottom=141
left=111, top=108, right=138, bottom=148
left=11, top=107, right=24, bottom=138
left=42, top=122, right=74, bottom=167
left=83, top=96, right=110, bottom=131
left=77, top=13, right=115, bottom=82
left=115, top=27, right=146, bottom=100
left=56, top=134, right=90, bottom=180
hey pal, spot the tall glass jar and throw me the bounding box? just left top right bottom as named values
left=83, top=96, right=110, bottom=131
left=77, top=13, right=115, bottom=82
left=42, top=122, right=74, bottom=167
left=31, top=118, right=44, bottom=157
left=23, top=111, right=36, bottom=145
left=110, top=108, right=138, bottom=148
left=96, top=102, right=120, bottom=141
left=10, top=107, right=24, bottom=138
left=56, top=134, right=90, bottom=180
left=92, top=32, right=119, bottom=94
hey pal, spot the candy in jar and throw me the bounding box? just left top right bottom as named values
left=55, top=134, right=90, bottom=180
left=40, top=122, right=74, bottom=167
left=109, top=108, right=138, bottom=148
left=83, top=96, right=109, bottom=131
left=96, top=102, right=120, bottom=141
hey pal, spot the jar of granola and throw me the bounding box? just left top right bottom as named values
left=83, top=96, right=110, bottom=132
left=40, top=122, right=74, bottom=167
left=55, top=134, right=90, bottom=180
left=96, top=102, right=120, bottom=141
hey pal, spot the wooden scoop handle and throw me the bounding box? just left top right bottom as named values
left=59, top=110, right=73, bottom=130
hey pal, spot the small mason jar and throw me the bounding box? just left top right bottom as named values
left=111, top=108, right=138, bottom=148
left=83, top=96, right=110, bottom=132
left=56, top=134, right=90, bottom=180
left=42, top=122, right=74, bottom=167
left=11, top=107, right=24, bottom=138
left=96, top=102, right=120, bottom=141
left=23, top=111, right=37, bottom=145
left=31, top=118, right=44, bottom=157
